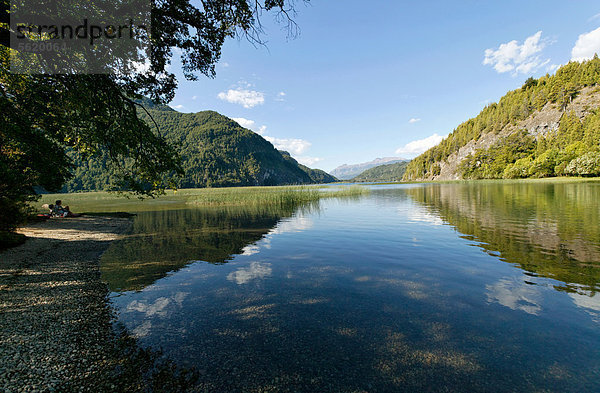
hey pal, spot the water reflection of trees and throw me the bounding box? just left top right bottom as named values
left=101, top=204, right=316, bottom=292
left=406, top=182, right=600, bottom=295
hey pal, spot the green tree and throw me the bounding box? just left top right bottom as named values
left=565, top=152, right=600, bottom=176
left=528, top=149, right=558, bottom=178
left=555, top=142, right=589, bottom=176
left=0, top=0, right=307, bottom=238
left=503, top=157, right=533, bottom=179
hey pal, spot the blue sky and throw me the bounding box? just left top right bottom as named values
left=167, top=0, right=600, bottom=172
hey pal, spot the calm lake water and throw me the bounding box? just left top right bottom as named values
left=101, top=182, right=600, bottom=392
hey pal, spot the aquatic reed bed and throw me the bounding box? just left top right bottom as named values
left=188, top=185, right=369, bottom=207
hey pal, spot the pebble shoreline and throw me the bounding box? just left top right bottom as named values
left=0, top=217, right=132, bottom=393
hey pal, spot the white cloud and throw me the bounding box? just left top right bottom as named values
left=483, top=31, right=550, bottom=75
left=264, top=136, right=311, bottom=155
left=191, top=95, right=197, bottom=100
left=571, top=27, right=600, bottom=62
left=395, top=133, right=445, bottom=157
left=221, top=62, right=230, bottom=68
left=230, top=117, right=313, bottom=159
left=589, top=13, right=600, bottom=22
left=231, top=118, right=267, bottom=135
left=218, top=89, right=265, bottom=108
left=171, top=104, right=184, bottom=110
left=409, top=118, right=421, bottom=124
left=276, top=91, right=286, bottom=102
left=231, top=117, right=255, bottom=129
left=296, top=156, right=323, bottom=166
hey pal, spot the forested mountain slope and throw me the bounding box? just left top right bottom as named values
left=279, top=151, right=338, bottom=183
left=403, top=58, right=600, bottom=181
left=331, top=157, right=406, bottom=180
left=62, top=105, right=335, bottom=191
left=351, top=161, right=409, bottom=182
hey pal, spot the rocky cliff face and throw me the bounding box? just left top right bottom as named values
left=430, top=86, right=600, bottom=180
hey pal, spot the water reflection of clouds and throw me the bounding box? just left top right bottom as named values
left=569, top=292, right=600, bottom=320
left=486, top=278, right=542, bottom=315
left=127, top=297, right=171, bottom=317
left=289, top=296, right=329, bottom=305
left=271, top=215, right=314, bottom=234
left=229, top=303, right=276, bottom=320
left=239, top=215, right=314, bottom=258
left=132, top=320, right=152, bottom=338
left=125, top=291, right=190, bottom=337
left=227, top=261, right=272, bottom=285
left=405, top=206, right=444, bottom=226
left=126, top=291, right=191, bottom=317
left=241, top=244, right=260, bottom=256
left=354, top=275, right=431, bottom=300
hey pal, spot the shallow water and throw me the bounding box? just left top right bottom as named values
left=102, top=182, right=600, bottom=392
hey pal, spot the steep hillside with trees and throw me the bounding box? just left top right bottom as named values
left=351, top=161, right=409, bottom=182
left=331, top=157, right=406, bottom=180
left=404, top=58, right=600, bottom=181
left=279, top=151, right=338, bottom=183
left=62, top=107, right=336, bottom=191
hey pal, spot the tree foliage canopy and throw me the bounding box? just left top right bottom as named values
left=0, top=0, right=307, bottom=233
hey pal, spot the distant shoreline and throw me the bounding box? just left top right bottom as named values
left=35, top=176, right=600, bottom=196
left=353, top=176, right=600, bottom=185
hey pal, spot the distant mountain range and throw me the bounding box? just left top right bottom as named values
left=331, top=157, right=408, bottom=180
left=61, top=101, right=337, bottom=192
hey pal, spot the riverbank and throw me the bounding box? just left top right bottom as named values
left=0, top=216, right=196, bottom=392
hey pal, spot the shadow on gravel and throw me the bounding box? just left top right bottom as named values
left=0, top=217, right=199, bottom=393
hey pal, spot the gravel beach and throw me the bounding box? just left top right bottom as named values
left=0, top=217, right=199, bottom=392
left=0, top=217, right=133, bottom=392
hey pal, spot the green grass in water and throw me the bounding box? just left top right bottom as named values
left=187, top=185, right=369, bottom=207
left=37, top=185, right=370, bottom=213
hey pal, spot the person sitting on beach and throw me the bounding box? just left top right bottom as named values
left=50, top=203, right=63, bottom=217
left=53, top=200, right=80, bottom=218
